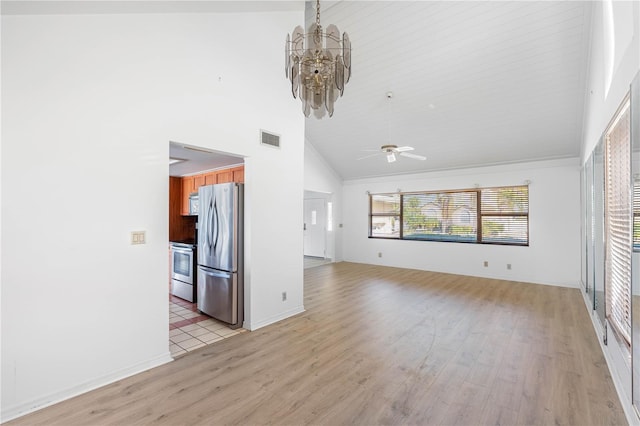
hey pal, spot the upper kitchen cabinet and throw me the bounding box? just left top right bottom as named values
left=232, top=167, right=244, bottom=183
left=204, top=172, right=216, bottom=186
left=216, top=170, right=233, bottom=184
left=180, top=165, right=244, bottom=216
left=194, top=174, right=205, bottom=189
left=181, top=177, right=195, bottom=216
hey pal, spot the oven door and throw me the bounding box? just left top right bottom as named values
left=171, top=245, right=194, bottom=285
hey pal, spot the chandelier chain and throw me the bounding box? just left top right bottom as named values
left=315, top=0, right=321, bottom=27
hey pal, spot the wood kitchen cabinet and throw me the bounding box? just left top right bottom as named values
left=193, top=174, right=205, bottom=189
left=232, top=167, right=244, bottom=183
left=181, top=177, right=194, bottom=216
left=216, top=170, right=233, bottom=184
left=204, top=172, right=216, bottom=185
left=170, top=177, right=197, bottom=240
left=179, top=165, right=245, bottom=215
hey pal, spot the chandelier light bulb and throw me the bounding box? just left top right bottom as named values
left=285, top=0, right=352, bottom=118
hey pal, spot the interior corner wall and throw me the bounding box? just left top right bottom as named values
left=342, top=158, right=581, bottom=288
left=579, top=2, right=640, bottom=424
left=1, top=8, right=304, bottom=421
left=582, top=1, right=640, bottom=162
left=304, top=140, right=344, bottom=261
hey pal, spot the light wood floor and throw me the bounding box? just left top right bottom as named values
left=9, top=262, right=627, bottom=425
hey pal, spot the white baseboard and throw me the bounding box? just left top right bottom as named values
left=246, top=305, right=305, bottom=331
left=1, top=352, right=173, bottom=423
left=580, top=289, right=639, bottom=426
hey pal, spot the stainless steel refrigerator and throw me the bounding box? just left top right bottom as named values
left=197, top=182, right=244, bottom=328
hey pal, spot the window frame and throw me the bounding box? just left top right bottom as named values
left=603, top=94, right=632, bottom=347
left=368, top=192, right=402, bottom=239
left=368, top=185, right=529, bottom=246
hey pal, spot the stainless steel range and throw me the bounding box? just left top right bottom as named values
left=170, top=241, right=197, bottom=302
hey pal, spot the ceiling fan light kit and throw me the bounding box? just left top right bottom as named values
left=285, top=0, right=352, bottom=118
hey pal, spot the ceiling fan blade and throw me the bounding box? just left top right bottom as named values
left=356, top=153, right=382, bottom=161
left=387, top=152, right=397, bottom=163
left=400, top=152, right=426, bottom=161
left=395, top=146, right=414, bottom=152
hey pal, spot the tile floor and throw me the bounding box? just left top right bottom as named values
left=169, top=295, right=246, bottom=358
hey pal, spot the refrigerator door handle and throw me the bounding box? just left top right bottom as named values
left=198, top=266, right=231, bottom=279
left=205, top=196, right=214, bottom=253
left=212, top=199, right=220, bottom=251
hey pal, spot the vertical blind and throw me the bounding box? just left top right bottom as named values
left=605, top=98, right=632, bottom=346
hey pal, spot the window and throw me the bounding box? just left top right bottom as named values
left=481, top=186, right=529, bottom=245
left=403, top=191, right=477, bottom=242
left=634, top=181, right=640, bottom=251
left=369, top=185, right=528, bottom=246
left=370, top=193, right=400, bottom=238
left=604, top=95, right=631, bottom=346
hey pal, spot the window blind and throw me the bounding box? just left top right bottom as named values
left=402, top=192, right=477, bottom=242
left=605, top=98, right=632, bottom=345
left=369, top=194, right=400, bottom=238
left=634, top=181, right=640, bottom=251
left=368, top=185, right=528, bottom=245
left=480, top=186, right=529, bottom=245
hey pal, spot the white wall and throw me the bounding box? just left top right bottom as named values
left=580, top=2, right=640, bottom=424
left=342, top=158, right=581, bottom=288
left=582, top=1, right=640, bottom=162
left=304, top=140, right=343, bottom=261
left=1, top=7, right=304, bottom=421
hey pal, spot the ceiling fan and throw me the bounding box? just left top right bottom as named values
left=358, top=144, right=427, bottom=163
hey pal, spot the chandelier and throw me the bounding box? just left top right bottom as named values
left=285, top=0, right=352, bottom=118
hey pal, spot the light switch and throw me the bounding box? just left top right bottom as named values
left=131, top=231, right=146, bottom=245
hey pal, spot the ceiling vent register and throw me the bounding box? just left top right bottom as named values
left=260, top=130, right=281, bottom=148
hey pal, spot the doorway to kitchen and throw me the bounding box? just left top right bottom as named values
left=168, top=141, right=247, bottom=357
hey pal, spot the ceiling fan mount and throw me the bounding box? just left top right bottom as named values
left=358, top=144, right=426, bottom=163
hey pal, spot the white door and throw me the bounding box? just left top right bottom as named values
left=304, top=198, right=326, bottom=257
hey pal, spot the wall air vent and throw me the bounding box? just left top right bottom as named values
left=260, top=130, right=281, bottom=149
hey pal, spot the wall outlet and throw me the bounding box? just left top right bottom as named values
left=483, top=261, right=488, bottom=267
left=131, top=231, right=146, bottom=245
left=378, top=252, right=382, bottom=258
left=507, top=264, right=512, bottom=270
left=282, top=291, right=287, bottom=302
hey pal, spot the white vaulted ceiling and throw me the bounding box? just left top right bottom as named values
left=303, top=1, right=592, bottom=180
left=3, top=1, right=593, bottom=181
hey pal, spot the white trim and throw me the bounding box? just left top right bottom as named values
left=246, top=305, right=305, bottom=331
left=1, top=352, right=173, bottom=423
left=343, top=157, right=580, bottom=185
